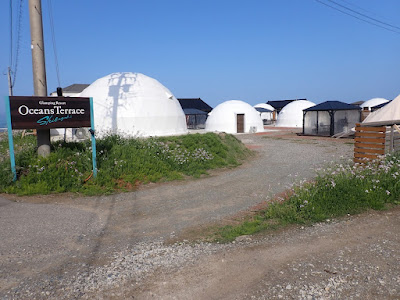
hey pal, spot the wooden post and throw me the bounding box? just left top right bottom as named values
left=389, top=125, right=394, bottom=153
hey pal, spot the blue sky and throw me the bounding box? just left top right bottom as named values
left=1, top=0, right=400, bottom=124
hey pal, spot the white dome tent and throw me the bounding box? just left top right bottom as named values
left=205, top=100, right=264, bottom=134
left=254, top=103, right=274, bottom=123
left=79, top=72, right=188, bottom=137
left=360, top=98, right=389, bottom=110
left=276, top=100, right=316, bottom=127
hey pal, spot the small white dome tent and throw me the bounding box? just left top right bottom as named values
left=276, top=100, right=316, bottom=127
left=360, top=98, right=389, bottom=110
left=205, top=100, right=264, bottom=134
left=79, top=72, right=188, bottom=137
left=254, top=103, right=274, bottom=123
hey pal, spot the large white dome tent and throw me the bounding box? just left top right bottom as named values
left=276, top=100, right=316, bottom=127
left=205, top=100, right=264, bottom=134
left=79, top=72, right=188, bottom=137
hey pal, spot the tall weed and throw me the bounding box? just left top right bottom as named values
left=216, top=153, right=400, bottom=242
left=0, top=132, right=251, bottom=195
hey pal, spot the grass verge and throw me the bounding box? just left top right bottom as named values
left=0, top=132, right=252, bottom=195
left=213, top=153, right=400, bottom=242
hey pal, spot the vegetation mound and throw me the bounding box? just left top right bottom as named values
left=0, top=133, right=252, bottom=195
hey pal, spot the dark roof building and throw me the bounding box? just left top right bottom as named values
left=178, top=98, right=213, bottom=113
left=351, top=100, right=364, bottom=106
left=50, top=84, right=89, bottom=96
left=267, top=99, right=307, bottom=112
left=371, top=101, right=391, bottom=111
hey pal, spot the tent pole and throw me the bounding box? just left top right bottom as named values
left=329, top=110, right=335, bottom=136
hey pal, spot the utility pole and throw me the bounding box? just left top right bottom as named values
left=28, top=0, right=50, bottom=157
left=7, top=67, right=13, bottom=96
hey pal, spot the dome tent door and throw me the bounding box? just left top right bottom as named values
left=237, top=114, right=244, bottom=133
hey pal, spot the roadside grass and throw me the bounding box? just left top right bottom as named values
left=214, top=153, right=400, bottom=242
left=0, top=132, right=252, bottom=195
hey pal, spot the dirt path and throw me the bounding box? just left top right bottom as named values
left=130, top=207, right=400, bottom=300
left=2, top=130, right=398, bottom=299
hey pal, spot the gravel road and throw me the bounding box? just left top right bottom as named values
left=1, top=129, right=398, bottom=299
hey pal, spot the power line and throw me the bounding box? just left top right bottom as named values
left=315, top=0, right=400, bottom=35
left=13, top=0, right=24, bottom=86
left=9, top=0, right=13, bottom=67
left=326, top=0, right=400, bottom=31
left=47, top=0, right=62, bottom=87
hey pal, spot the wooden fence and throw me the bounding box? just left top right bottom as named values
left=354, top=123, right=400, bottom=163
left=386, top=124, right=400, bottom=153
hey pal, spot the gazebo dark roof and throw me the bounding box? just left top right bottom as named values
left=178, top=98, right=212, bottom=113
left=304, top=101, right=360, bottom=112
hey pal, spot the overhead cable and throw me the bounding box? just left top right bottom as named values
left=47, top=0, right=62, bottom=87
left=315, top=0, right=400, bottom=35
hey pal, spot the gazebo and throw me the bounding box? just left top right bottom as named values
left=303, top=101, right=361, bottom=136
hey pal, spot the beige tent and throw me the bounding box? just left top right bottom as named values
left=362, top=94, right=400, bottom=125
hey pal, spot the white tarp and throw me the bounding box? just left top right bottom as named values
left=363, top=94, right=400, bottom=125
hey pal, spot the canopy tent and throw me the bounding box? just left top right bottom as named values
left=362, top=94, right=400, bottom=126
left=303, top=101, right=361, bottom=136
left=205, top=100, right=264, bottom=134
left=79, top=72, right=188, bottom=137
left=183, top=108, right=208, bottom=129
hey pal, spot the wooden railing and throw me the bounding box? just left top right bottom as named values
left=354, top=123, right=400, bottom=163
left=354, top=124, right=386, bottom=163
left=386, top=124, right=400, bottom=153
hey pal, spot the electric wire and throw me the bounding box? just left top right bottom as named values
left=47, top=0, right=62, bottom=87
left=9, top=0, right=13, bottom=68
left=8, top=0, right=24, bottom=88
left=325, top=0, right=400, bottom=31
left=316, top=0, right=400, bottom=35
left=12, top=0, right=24, bottom=86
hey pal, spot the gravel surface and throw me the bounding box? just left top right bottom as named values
left=1, top=130, right=398, bottom=299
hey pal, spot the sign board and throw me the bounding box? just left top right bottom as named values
left=4, top=96, right=97, bottom=181
left=9, top=96, right=91, bottom=129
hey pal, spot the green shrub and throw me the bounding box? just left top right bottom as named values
left=215, top=153, right=400, bottom=242
left=0, top=132, right=251, bottom=195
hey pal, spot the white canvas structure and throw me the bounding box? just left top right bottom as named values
left=78, top=72, right=188, bottom=137
left=363, top=94, right=400, bottom=125
left=205, top=100, right=264, bottom=134
left=360, top=98, right=389, bottom=110
left=254, top=103, right=274, bottom=122
left=276, top=100, right=316, bottom=127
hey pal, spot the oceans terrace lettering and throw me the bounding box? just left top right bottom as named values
left=18, top=105, right=85, bottom=116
